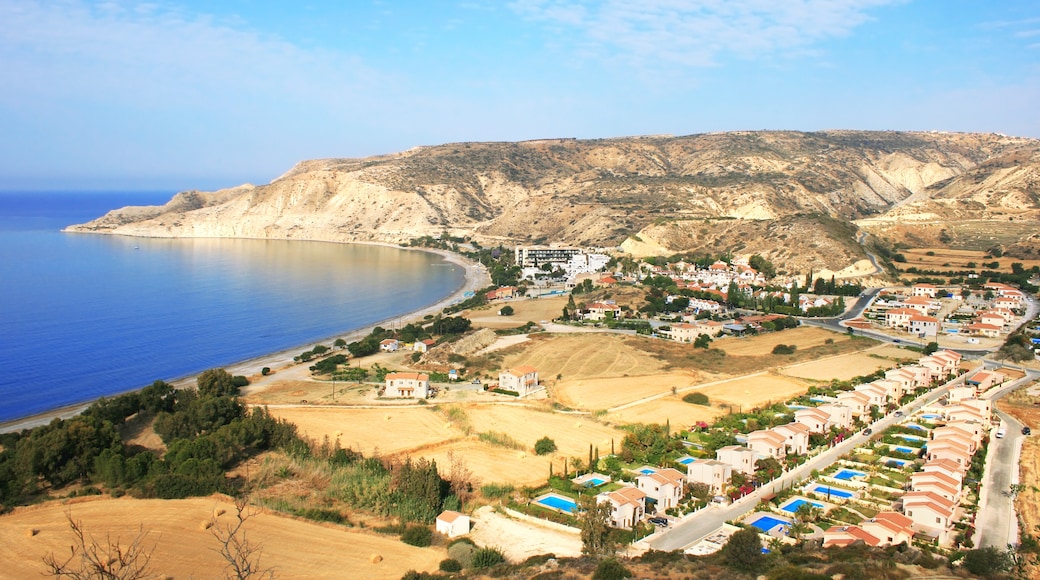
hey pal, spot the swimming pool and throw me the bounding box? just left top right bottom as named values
left=787, top=404, right=809, bottom=410
left=890, top=445, right=917, bottom=454
left=905, top=424, right=925, bottom=431
left=884, top=458, right=907, bottom=467
left=584, top=477, right=607, bottom=487
left=534, top=493, right=577, bottom=514
left=750, top=515, right=790, bottom=533
left=895, top=433, right=927, bottom=442
left=639, top=468, right=657, bottom=475
left=812, top=485, right=853, bottom=499
left=780, top=498, right=824, bottom=513
left=921, top=413, right=941, bottom=420
left=676, top=457, right=695, bottom=465
left=833, top=469, right=866, bottom=480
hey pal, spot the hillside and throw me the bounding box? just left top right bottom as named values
left=67, top=130, right=1040, bottom=275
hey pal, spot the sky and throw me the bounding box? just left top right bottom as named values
left=1, top=0, right=1038, bottom=191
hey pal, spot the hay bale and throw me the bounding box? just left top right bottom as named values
left=25, top=528, right=38, bottom=537
left=213, top=508, right=226, bottom=517
left=370, top=554, right=383, bottom=564
left=200, top=520, right=213, bottom=531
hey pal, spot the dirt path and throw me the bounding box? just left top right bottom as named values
left=468, top=505, right=582, bottom=561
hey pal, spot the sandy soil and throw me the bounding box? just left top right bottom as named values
left=556, top=371, right=699, bottom=410
left=468, top=506, right=582, bottom=561
left=716, top=327, right=848, bottom=356
left=465, top=296, right=568, bottom=329
left=465, top=405, right=623, bottom=457
left=997, top=388, right=1040, bottom=579
left=0, top=496, right=444, bottom=579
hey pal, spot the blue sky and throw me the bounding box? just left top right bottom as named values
left=1, top=0, right=1038, bottom=190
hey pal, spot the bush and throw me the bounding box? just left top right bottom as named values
left=534, top=436, right=558, bottom=455
left=401, top=525, right=433, bottom=547
left=499, top=305, right=514, bottom=316
left=772, top=344, right=797, bottom=355
left=439, top=559, right=462, bottom=572
left=480, top=483, right=515, bottom=499
left=471, top=547, right=505, bottom=569
left=592, top=558, right=632, bottom=580
left=682, top=392, right=709, bottom=405
left=261, top=367, right=271, bottom=376
left=448, top=542, right=476, bottom=568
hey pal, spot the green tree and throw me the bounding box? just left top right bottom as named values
left=963, top=546, right=1013, bottom=576
left=592, top=558, right=632, bottom=580
left=333, top=338, right=347, bottom=350
left=499, top=305, right=514, bottom=316
left=577, top=494, right=616, bottom=557
left=721, top=527, right=763, bottom=572
left=197, top=369, right=241, bottom=398
left=693, top=333, right=712, bottom=349
left=534, top=437, right=557, bottom=455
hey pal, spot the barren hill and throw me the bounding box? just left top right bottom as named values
left=67, top=130, right=1040, bottom=274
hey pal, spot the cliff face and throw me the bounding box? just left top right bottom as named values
left=67, top=130, right=1040, bottom=274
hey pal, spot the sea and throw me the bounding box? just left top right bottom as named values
left=0, top=191, right=466, bottom=425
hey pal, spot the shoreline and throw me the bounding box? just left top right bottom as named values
left=0, top=242, right=491, bottom=434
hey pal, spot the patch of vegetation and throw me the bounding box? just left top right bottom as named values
left=535, top=436, right=558, bottom=455
left=478, top=431, right=525, bottom=450
left=682, top=392, right=710, bottom=405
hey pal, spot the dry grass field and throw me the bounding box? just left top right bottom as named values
left=694, top=373, right=813, bottom=412
left=0, top=496, right=443, bottom=579
left=555, top=371, right=700, bottom=410
left=419, top=439, right=553, bottom=486
left=605, top=396, right=722, bottom=427
left=464, top=296, right=568, bottom=329
left=465, top=405, right=623, bottom=455
left=780, top=348, right=906, bottom=381
left=716, top=326, right=848, bottom=356
left=269, top=406, right=458, bottom=455
left=900, top=247, right=1040, bottom=274
left=500, top=333, right=671, bottom=380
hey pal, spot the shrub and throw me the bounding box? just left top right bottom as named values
left=534, top=436, right=558, bottom=455
left=471, top=547, right=505, bottom=569
left=682, top=392, right=709, bottom=405
left=480, top=483, right=515, bottom=499
left=261, top=367, right=271, bottom=376
left=439, top=559, right=462, bottom=573
left=592, top=558, right=632, bottom=580
left=448, top=542, right=476, bottom=568
left=771, top=344, right=796, bottom=355
left=499, top=305, right=514, bottom=316
left=401, top=525, right=433, bottom=547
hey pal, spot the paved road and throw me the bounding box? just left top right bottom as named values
left=646, top=370, right=971, bottom=552
left=975, top=369, right=1040, bottom=549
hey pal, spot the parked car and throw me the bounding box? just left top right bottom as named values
left=1023, top=426, right=1032, bottom=435
left=894, top=410, right=903, bottom=416
left=862, top=428, right=872, bottom=435
left=648, top=517, right=668, bottom=527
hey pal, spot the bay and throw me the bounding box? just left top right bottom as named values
left=0, top=192, right=465, bottom=424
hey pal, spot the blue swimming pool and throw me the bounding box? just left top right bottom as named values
left=780, top=498, right=824, bottom=513
left=890, top=445, right=917, bottom=454
left=676, top=457, right=695, bottom=465
left=906, top=424, right=925, bottom=431
left=884, top=458, right=907, bottom=467
left=585, top=477, right=607, bottom=487
left=750, top=515, right=790, bottom=533
left=812, top=485, right=853, bottom=499
left=895, top=433, right=927, bottom=441
left=833, top=469, right=867, bottom=480
left=534, top=494, right=577, bottom=513
left=921, top=413, right=941, bottom=420
left=639, top=468, right=656, bottom=475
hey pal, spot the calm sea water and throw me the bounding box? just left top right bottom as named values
left=0, top=192, right=465, bottom=424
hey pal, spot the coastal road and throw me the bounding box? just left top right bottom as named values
left=646, top=369, right=971, bottom=552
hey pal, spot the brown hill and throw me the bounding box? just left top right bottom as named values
left=67, top=130, right=1040, bottom=274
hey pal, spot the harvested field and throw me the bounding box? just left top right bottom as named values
left=465, top=405, right=623, bottom=457
left=781, top=350, right=899, bottom=381
left=556, top=371, right=699, bottom=410
left=419, top=439, right=553, bottom=486
left=716, top=327, right=850, bottom=356
left=0, top=496, right=443, bottom=579
left=501, top=333, right=670, bottom=381
left=900, top=247, right=1040, bottom=273
left=606, top=396, right=722, bottom=426
left=694, top=373, right=812, bottom=411
left=465, top=296, right=568, bottom=329
left=269, top=406, right=457, bottom=455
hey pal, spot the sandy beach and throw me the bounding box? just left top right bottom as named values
left=0, top=244, right=491, bottom=434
